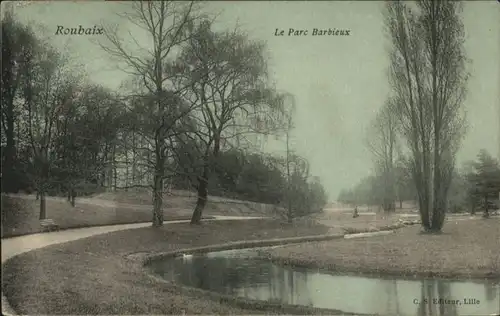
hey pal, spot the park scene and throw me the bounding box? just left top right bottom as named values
left=1, top=1, right=499, bottom=316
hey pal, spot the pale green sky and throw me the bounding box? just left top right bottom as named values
left=7, top=1, right=500, bottom=199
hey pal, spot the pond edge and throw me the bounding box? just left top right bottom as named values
left=138, top=223, right=499, bottom=314
left=139, top=224, right=407, bottom=265
left=138, top=232, right=380, bottom=316
left=141, top=233, right=346, bottom=265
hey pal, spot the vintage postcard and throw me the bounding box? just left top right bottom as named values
left=1, top=1, right=499, bottom=315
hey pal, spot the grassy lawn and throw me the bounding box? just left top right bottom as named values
left=1, top=190, right=283, bottom=238
left=0, top=194, right=215, bottom=238
left=2, top=219, right=339, bottom=315
left=93, top=189, right=285, bottom=218
left=263, top=218, right=500, bottom=279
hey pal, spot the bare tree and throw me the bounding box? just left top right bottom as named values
left=53, top=84, right=123, bottom=206
left=366, top=101, right=398, bottom=212
left=21, top=40, right=80, bottom=219
left=385, top=1, right=469, bottom=232
left=98, top=1, right=200, bottom=227
left=171, top=21, right=285, bottom=224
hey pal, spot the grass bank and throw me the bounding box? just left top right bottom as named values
left=2, top=219, right=343, bottom=315
left=1, top=194, right=215, bottom=238
left=1, top=190, right=283, bottom=238
left=263, top=218, right=500, bottom=279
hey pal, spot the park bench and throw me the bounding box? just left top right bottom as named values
left=40, top=219, right=59, bottom=232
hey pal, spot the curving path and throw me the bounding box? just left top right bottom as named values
left=1, top=215, right=265, bottom=316
left=2, top=213, right=490, bottom=316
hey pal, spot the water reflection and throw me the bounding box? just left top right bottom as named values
left=148, top=249, right=500, bottom=316
left=416, top=280, right=459, bottom=316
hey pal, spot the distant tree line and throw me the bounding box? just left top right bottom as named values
left=339, top=148, right=500, bottom=219
left=1, top=4, right=327, bottom=224
left=337, top=160, right=415, bottom=210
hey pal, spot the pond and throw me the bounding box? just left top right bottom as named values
left=148, top=248, right=500, bottom=316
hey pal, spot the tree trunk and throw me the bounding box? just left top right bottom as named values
left=70, top=188, right=76, bottom=207
left=146, top=140, right=152, bottom=184
left=430, top=188, right=446, bottom=231
left=417, top=187, right=431, bottom=231
left=112, top=146, right=117, bottom=191
left=191, top=166, right=209, bottom=225
left=191, top=134, right=222, bottom=225
left=399, top=199, right=403, bottom=209
left=286, top=131, right=293, bottom=223
left=106, top=150, right=113, bottom=190
left=125, top=140, right=129, bottom=191
left=132, top=131, right=136, bottom=184
left=423, top=166, right=432, bottom=230
left=39, top=191, right=46, bottom=220
left=483, top=195, right=489, bottom=218
left=413, top=161, right=431, bottom=231
left=152, top=157, right=165, bottom=227
left=100, top=171, right=106, bottom=187
left=38, top=156, right=50, bottom=219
